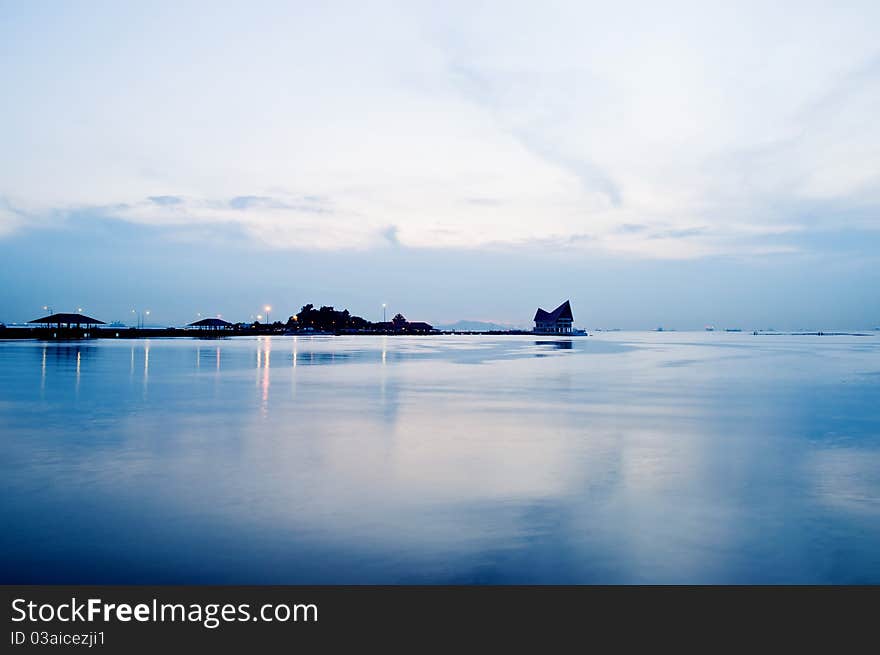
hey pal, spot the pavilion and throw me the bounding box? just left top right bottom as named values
left=28, top=312, right=106, bottom=329
left=187, top=317, right=234, bottom=332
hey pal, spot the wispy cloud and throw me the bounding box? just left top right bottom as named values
left=0, top=2, right=878, bottom=260
left=0, top=202, right=22, bottom=237
left=148, top=195, right=183, bottom=206
left=382, top=225, right=401, bottom=247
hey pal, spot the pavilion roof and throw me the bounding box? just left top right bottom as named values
left=188, top=317, right=233, bottom=327
left=533, top=300, right=573, bottom=323
left=29, top=312, right=105, bottom=325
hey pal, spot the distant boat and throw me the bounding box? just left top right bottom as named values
left=705, top=326, right=715, bottom=331
left=725, top=328, right=742, bottom=332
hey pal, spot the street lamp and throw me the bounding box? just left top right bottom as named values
left=382, top=303, right=387, bottom=323
left=265, top=305, right=272, bottom=325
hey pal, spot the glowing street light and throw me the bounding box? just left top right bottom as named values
left=265, top=305, right=272, bottom=325
left=382, top=303, right=387, bottom=323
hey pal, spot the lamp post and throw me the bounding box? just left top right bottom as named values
left=382, top=303, right=387, bottom=323
left=131, top=309, right=150, bottom=329
left=265, top=305, right=272, bottom=326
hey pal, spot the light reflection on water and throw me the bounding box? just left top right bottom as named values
left=1, top=332, right=879, bottom=583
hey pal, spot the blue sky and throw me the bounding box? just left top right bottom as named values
left=1, top=1, right=878, bottom=328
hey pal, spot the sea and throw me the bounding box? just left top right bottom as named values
left=1, top=332, right=879, bottom=583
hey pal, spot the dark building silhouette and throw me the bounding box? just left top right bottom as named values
left=28, top=312, right=105, bottom=339
left=374, top=316, right=434, bottom=333
left=188, top=317, right=234, bottom=331
left=405, top=322, right=434, bottom=333
left=534, top=300, right=574, bottom=334
left=29, top=312, right=105, bottom=328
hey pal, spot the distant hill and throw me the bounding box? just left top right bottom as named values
left=437, top=320, right=520, bottom=332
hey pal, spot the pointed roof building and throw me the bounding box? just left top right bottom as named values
left=534, top=300, right=574, bottom=334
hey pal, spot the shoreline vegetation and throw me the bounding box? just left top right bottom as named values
left=1, top=303, right=541, bottom=340
left=0, top=304, right=876, bottom=341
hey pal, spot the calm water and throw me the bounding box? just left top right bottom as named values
left=1, top=333, right=879, bottom=584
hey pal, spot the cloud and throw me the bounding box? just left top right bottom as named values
left=0, top=2, right=879, bottom=259
left=382, top=225, right=401, bottom=246
left=616, top=224, right=648, bottom=234
left=648, top=227, right=708, bottom=240
left=227, top=195, right=330, bottom=213
left=0, top=205, right=22, bottom=237
left=466, top=197, right=503, bottom=206
left=148, top=195, right=183, bottom=206
left=228, top=196, right=284, bottom=210
left=447, top=62, right=623, bottom=207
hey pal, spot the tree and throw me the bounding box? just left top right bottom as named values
left=392, top=313, right=407, bottom=328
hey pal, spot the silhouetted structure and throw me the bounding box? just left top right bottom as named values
left=375, top=314, right=434, bottom=333
left=404, top=321, right=434, bottom=333
left=188, top=317, right=233, bottom=331
left=287, top=304, right=370, bottom=332
left=27, top=312, right=105, bottom=339
left=534, top=300, right=574, bottom=334
left=286, top=305, right=433, bottom=334
left=29, top=312, right=106, bottom=328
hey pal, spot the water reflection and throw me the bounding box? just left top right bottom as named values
left=143, top=341, right=150, bottom=397
left=260, top=337, right=271, bottom=415
left=1, top=334, right=879, bottom=584
left=31, top=344, right=98, bottom=394
left=536, top=340, right=573, bottom=350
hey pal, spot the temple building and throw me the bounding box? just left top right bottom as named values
left=533, top=300, right=574, bottom=334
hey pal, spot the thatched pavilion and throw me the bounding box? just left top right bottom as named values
left=28, top=312, right=106, bottom=338
left=187, top=317, right=234, bottom=332
left=29, top=312, right=106, bottom=329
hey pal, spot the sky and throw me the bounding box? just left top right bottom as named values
left=1, top=0, right=878, bottom=329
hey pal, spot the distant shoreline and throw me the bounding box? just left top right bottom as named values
left=0, top=327, right=875, bottom=340
left=0, top=326, right=538, bottom=340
